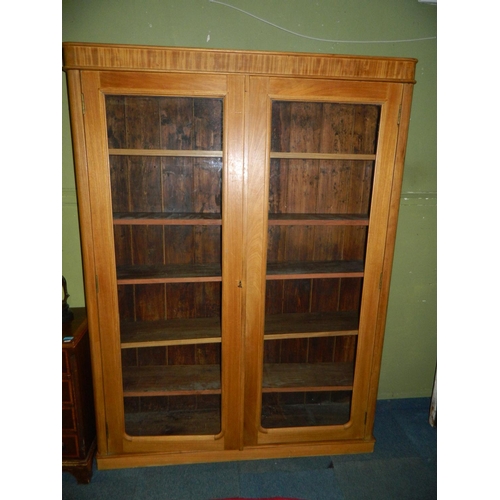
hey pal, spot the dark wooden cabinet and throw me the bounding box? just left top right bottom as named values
left=62, top=308, right=96, bottom=483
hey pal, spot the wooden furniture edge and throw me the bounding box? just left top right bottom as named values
left=63, top=42, right=416, bottom=83
left=65, top=70, right=108, bottom=456
left=364, top=83, right=416, bottom=437
left=96, top=438, right=375, bottom=469
left=63, top=438, right=97, bottom=484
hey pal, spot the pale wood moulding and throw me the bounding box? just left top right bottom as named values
left=109, top=149, right=222, bottom=157
left=63, top=43, right=417, bottom=83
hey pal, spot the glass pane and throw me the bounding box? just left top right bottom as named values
left=269, top=158, right=374, bottom=217
left=271, top=101, right=380, bottom=155
left=106, top=96, right=223, bottom=151
left=262, top=391, right=353, bottom=428
left=106, top=95, right=224, bottom=437
left=261, top=100, right=381, bottom=429
left=124, top=395, right=221, bottom=436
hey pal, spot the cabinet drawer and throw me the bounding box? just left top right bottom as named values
left=62, top=380, right=73, bottom=404
left=62, top=408, right=76, bottom=431
left=62, top=434, right=79, bottom=458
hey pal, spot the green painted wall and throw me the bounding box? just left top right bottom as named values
left=62, top=0, right=436, bottom=399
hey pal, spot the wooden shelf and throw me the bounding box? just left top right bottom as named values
left=270, top=152, right=376, bottom=161
left=109, top=148, right=222, bottom=157
left=116, top=263, right=222, bottom=284
left=113, top=212, right=221, bottom=226
left=262, top=362, right=354, bottom=392
left=115, top=258, right=364, bottom=288
left=121, top=317, right=221, bottom=348
left=122, top=365, right=221, bottom=397
left=266, top=260, right=364, bottom=280
left=261, top=401, right=351, bottom=429
left=113, top=212, right=367, bottom=226
left=122, top=361, right=353, bottom=397
left=120, top=312, right=357, bottom=349
left=268, top=213, right=369, bottom=226
left=264, top=311, right=359, bottom=339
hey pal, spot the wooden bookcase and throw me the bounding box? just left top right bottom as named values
left=63, top=43, right=416, bottom=469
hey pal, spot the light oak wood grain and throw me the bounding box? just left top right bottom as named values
left=63, top=43, right=415, bottom=466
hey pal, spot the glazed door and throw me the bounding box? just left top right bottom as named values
left=80, top=70, right=245, bottom=455
left=243, top=76, right=403, bottom=446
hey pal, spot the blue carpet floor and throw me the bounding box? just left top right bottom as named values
left=62, top=398, right=437, bottom=500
